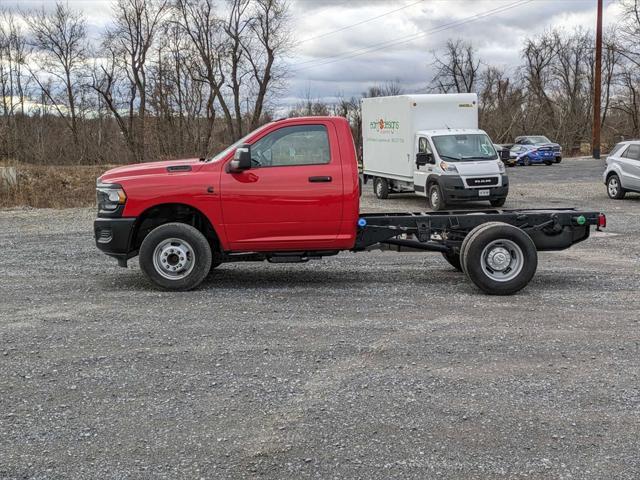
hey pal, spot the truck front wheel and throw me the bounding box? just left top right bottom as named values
left=373, top=177, right=390, bottom=199
left=428, top=184, right=445, bottom=211
left=139, top=222, right=212, bottom=291
left=461, top=223, right=537, bottom=295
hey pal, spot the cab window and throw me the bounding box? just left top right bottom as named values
left=251, top=125, right=330, bottom=167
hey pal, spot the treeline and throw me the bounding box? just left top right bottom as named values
left=2, top=1, right=640, bottom=166
left=0, top=0, right=288, bottom=165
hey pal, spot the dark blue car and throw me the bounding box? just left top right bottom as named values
left=509, top=135, right=562, bottom=166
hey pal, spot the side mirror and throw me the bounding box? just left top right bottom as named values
left=416, top=152, right=433, bottom=166
left=500, top=149, right=511, bottom=161
left=228, top=144, right=252, bottom=172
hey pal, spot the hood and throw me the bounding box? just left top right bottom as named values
left=452, top=160, right=502, bottom=176
left=99, top=158, right=206, bottom=184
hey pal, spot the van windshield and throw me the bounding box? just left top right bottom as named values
left=432, top=134, right=498, bottom=161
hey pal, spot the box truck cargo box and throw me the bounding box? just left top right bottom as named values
left=362, top=93, right=509, bottom=210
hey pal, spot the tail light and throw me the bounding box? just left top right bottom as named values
left=598, top=213, right=607, bottom=228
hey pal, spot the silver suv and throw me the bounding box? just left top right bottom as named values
left=603, top=141, right=640, bottom=199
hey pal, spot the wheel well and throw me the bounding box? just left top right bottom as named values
left=132, top=203, right=221, bottom=253
left=605, top=170, right=618, bottom=181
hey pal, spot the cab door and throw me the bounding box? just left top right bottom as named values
left=219, top=122, right=344, bottom=251
left=413, top=136, right=434, bottom=197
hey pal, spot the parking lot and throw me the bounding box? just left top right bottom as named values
left=1, top=157, right=639, bottom=479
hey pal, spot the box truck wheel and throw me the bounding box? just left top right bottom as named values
left=139, top=222, right=212, bottom=291
left=374, top=177, right=389, bottom=199
left=461, top=223, right=537, bottom=295
left=428, top=184, right=445, bottom=211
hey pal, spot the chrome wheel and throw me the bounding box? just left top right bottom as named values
left=152, top=238, right=196, bottom=280
left=480, top=239, right=524, bottom=282
left=608, top=177, right=619, bottom=197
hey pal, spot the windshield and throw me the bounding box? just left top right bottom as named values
left=526, top=136, right=551, bottom=144
left=431, top=134, right=498, bottom=161
left=207, top=123, right=273, bottom=162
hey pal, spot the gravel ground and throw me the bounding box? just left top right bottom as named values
left=1, top=157, right=639, bottom=479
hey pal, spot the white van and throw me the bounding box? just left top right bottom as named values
left=362, top=93, right=509, bottom=210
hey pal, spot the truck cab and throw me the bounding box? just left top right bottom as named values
left=413, top=128, right=508, bottom=210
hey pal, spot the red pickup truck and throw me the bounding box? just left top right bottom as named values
left=95, top=116, right=605, bottom=295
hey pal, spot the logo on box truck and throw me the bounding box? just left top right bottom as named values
left=370, top=118, right=400, bottom=133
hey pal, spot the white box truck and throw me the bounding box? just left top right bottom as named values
left=362, top=93, right=509, bottom=210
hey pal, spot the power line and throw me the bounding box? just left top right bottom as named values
left=295, top=0, right=425, bottom=45
left=291, top=0, right=533, bottom=74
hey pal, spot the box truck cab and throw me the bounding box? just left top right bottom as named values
left=362, top=94, right=509, bottom=210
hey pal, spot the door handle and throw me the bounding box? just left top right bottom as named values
left=308, top=176, right=332, bottom=183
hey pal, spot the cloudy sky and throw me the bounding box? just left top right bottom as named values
left=6, top=0, right=621, bottom=109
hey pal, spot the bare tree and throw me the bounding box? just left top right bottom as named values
left=25, top=2, right=87, bottom=148
left=243, top=0, right=290, bottom=131
left=93, top=0, right=170, bottom=162
left=430, top=39, right=480, bottom=93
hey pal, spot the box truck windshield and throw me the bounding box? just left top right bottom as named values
left=432, top=133, right=498, bottom=161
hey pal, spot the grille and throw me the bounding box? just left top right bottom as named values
left=467, top=177, right=498, bottom=187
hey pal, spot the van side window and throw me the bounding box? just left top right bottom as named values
left=251, top=125, right=330, bottom=167
left=418, top=137, right=431, bottom=154
left=622, top=144, right=640, bottom=161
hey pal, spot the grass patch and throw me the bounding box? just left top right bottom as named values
left=0, top=163, right=115, bottom=208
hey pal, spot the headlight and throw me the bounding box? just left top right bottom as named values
left=96, top=183, right=127, bottom=212
left=498, top=161, right=505, bottom=173
left=439, top=161, right=458, bottom=173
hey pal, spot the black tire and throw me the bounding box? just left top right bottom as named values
left=555, top=156, right=562, bottom=164
left=459, top=221, right=504, bottom=276
left=544, top=160, right=553, bottom=166
left=461, top=223, right=538, bottom=295
left=441, top=251, right=462, bottom=271
left=606, top=174, right=626, bottom=199
left=523, top=156, right=531, bottom=166
left=490, top=198, right=506, bottom=207
left=373, top=177, right=389, bottom=199
left=139, top=222, right=212, bottom=291
left=428, top=183, right=446, bottom=211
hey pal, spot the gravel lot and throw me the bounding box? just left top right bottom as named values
left=1, top=157, right=639, bottom=479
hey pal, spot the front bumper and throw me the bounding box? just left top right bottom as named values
left=440, top=175, right=509, bottom=203
left=94, top=217, right=136, bottom=267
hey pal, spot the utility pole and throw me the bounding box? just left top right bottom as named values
left=592, top=0, right=603, bottom=159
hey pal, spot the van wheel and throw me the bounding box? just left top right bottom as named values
left=374, top=177, right=389, bottom=199
left=523, top=156, right=531, bottom=166
left=139, top=222, right=212, bottom=291
left=441, top=251, right=462, bottom=271
left=461, top=223, right=537, bottom=295
left=606, top=174, right=626, bottom=199
left=490, top=198, right=506, bottom=207
left=428, top=184, right=445, bottom=211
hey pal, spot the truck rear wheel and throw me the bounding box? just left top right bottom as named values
left=139, top=222, right=212, bottom=291
left=461, top=223, right=537, bottom=295
left=373, top=177, right=389, bottom=199
left=428, top=184, right=445, bottom=211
